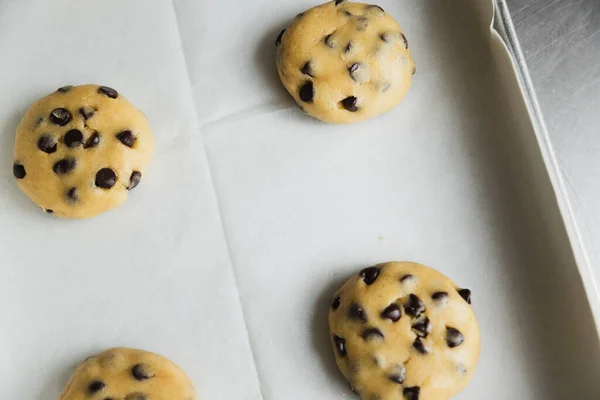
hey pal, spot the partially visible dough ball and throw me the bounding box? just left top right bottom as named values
left=328, top=262, right=480, bottom=400
left=276, top=0, right=415, bottom=124
left=60, top=348, right=196, bottom=400
left=13, top=84, right=153, bottom=219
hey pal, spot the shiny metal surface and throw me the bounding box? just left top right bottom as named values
left=506, top=0, right=600, bottom=284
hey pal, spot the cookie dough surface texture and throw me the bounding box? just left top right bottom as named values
left=276, top=0, right=415, bottom=124
left=328, top=262, right=480, bottom=400
left=60, top=348, right=196, bottom=400
left=13, top=84, right=153, bottom=219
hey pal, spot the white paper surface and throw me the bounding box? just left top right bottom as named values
left=1, top=0, right=599, bottom=399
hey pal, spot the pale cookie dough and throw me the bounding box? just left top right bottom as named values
left=329, top=262, right=480, bottom=400
left=13, top=84, right=154, bottom=219
left=276, top=0, right=415, bottom=124
left=60, top=348, right=196, bottom=400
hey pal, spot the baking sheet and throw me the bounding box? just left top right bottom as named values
left=1, top=0, right=599, bottom=399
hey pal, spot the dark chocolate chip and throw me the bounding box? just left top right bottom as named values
left=95, top=168, right=117, bottom=189
left=411, top=317, right=431, bottom=338
left=84, top=132, right=100, bottom=149
left=362, top=328, right=384, bottom=341
left=348, top=303, right=367, bottom=322
left=388, top=365, right=406, bottom=384
left=344, top=42, right=353, bottom=53
left=301, top=61, right=314, bottom=77
left=57, top=85, right=74, bottom=93
left=132, top=363, right=154, bottom=381
left=37, top=135, right=57, bottom=153
left=88, top=380, right=106, bottom=394
left=333, top=335, right=346, bottom=356
left=348, top=63, right=365, bottom=82
left=446, top=327, right=464, bottom=348
left=379, top=33, right=390, bottom=43
left=296, top=12, right=304, bottom=19
left=367, top=5, right=385, bottom=12
left=343, top=10, right=353, bottom=17
left=381, top=303, right=401, bottom=322
left=35, top=117, right=44, bottom=126
left=49, top=108, right=72, bottom=126
left=458, top=288, right=472, bottom=304
left=128, top=171, right=142, bottom=190
left=432, top=291, right=448, bottom=301
left=340, top=96, right=359, bottom=112
left=103, top=398, right=116, bottom=400
left=413, top=64, right=417, bottom=75
left=79, top=106, right=95, bottom=120
left=331, top=295, right=341, bottom=310
left=359, top=266, right=380, bottom=285
left=45, top=209, right=54, bottom=214
left=53, top=158, right=76, bottom=175
left=412, top=337, right=428, bottom=354
left=324, top=33, right=336, bottom=48
left=125, top=393, right=147, bottom=400
left=64, top=129, right=84, bottom=147
left=400, top=274, right=414, bottom=283
left=404, top=294, right=425, bottom=318
left=116, top=130, right=136, bottom=147
left=66, top=187, right=78, bottom=203
left=275, top=29, right=286, bottom=46
left=299, top=82, right=314, bottom=103
left=403, top=387, right=420, bottom=400
left=98, top=86, right=118, bottom=99
left=401, top=33, right=409, bottom=49
left=13, top=162, right=26, bottom=179
left=335, top=0, right=345, bottom=5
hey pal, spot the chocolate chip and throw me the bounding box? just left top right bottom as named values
left=95, top=168, right=117, bottom=189
left=359, top=266, right=380, bottom=285
left=79, top=106, right=95, bottom=120
left=340, top=96, right=359, bottom=112
left=88, top=380, right=106, bottom=394
left=335, top=0, right=345, bottom=5
left=349, top=63, right=359, bottom=76
left=296, top=12, right=304, bottom=19
left=66, top=187, right=78, bottom=203
left=116, top=130, right=136, bottom=147
left=84, top=132, right=100, bottom=149
left=412, top=338, right=428, bottom=354
left=300, top=61, right=314, bottom=77
left=37, top=135, right=57, bottom=153
left=355, top=16, right=369, bottom=31
left=388, top=365, right=406, bottom=384
left=13, top=162, right=26, bottom=179
left=362, top=328, right=384, bottom=341
left=381, top=303, right=401, bottom=322
left=132, top=363, right=154, bottom=381
left=57, top=85, right=74, bottom=93
left=400, top=274, right=414, bottom=283
left=44, top=209, right=54, bottom=214
left=446, top=327, right=464, bottom=348
left=348, top=63, right=368, bottom=83
left=98, top=86, right=118, bottom=99
left=125, top=393, right=147, bottom=400
left=128, top=171, right=142, bottom=190
left=411, top=317, right=431, bottom=338
left=333, top=335, right=346, bottom=356
left=275, top=29, right=286, bottom=46
left=367, top=5, right=385, bottom=12
left=64, top=129, right=83, bottom=147
left=348, top=303, right=367, bottom=322
left=379, top=33, right=390, bottom=43
left=344, top=42, right=353, bottom=53
left=324, top=33, right=336, bottom=48
left=343, top=10, right=353, bottom=17
left=299, top=82, right=314, bottom=103
left=413, top=64, right=417, bottom=75
left=458, top=288, right=471, bottom=304
left=403, top=387, right=420, bottom=400
left=404, top=294, right=425, bottom=318
left=432, top=292, right=448, bottom=302
left=53, top=158, right=76, bottom=175
left=401, top=33, right=409, bottom=49
left=49, top=108, right=71, bottom=126
left=331, top=295, right=341, bottom=310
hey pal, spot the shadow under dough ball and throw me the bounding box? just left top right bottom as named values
left=328, top=261, right=481, bottom=399
left=12, top=84, right=154, bottom=219
left=275, top=0, right=416, bottom=124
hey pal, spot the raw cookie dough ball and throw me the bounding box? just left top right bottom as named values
left=60, top=348, right=196, bottom=400
left=276, top=0, right=415, bottom=124
left=13, top=84, right=154, bottom=219
left=328, top=262, right=480, bottom=400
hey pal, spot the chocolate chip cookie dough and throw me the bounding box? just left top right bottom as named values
left=60, top=348, right=195, bottom=400
left=329, top=262, right=480, bottom=399
left=276, top=0, right=415, bottom=124
left=13, top=84, right=154, bottom=219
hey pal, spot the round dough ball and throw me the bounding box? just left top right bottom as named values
left=12, top=84, right=154, bottom=219
left=276, top=0, right=415, bottom=124
left=60, top=348, right=196, bottom=400
left=328, top=262, right=480, bottom=400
